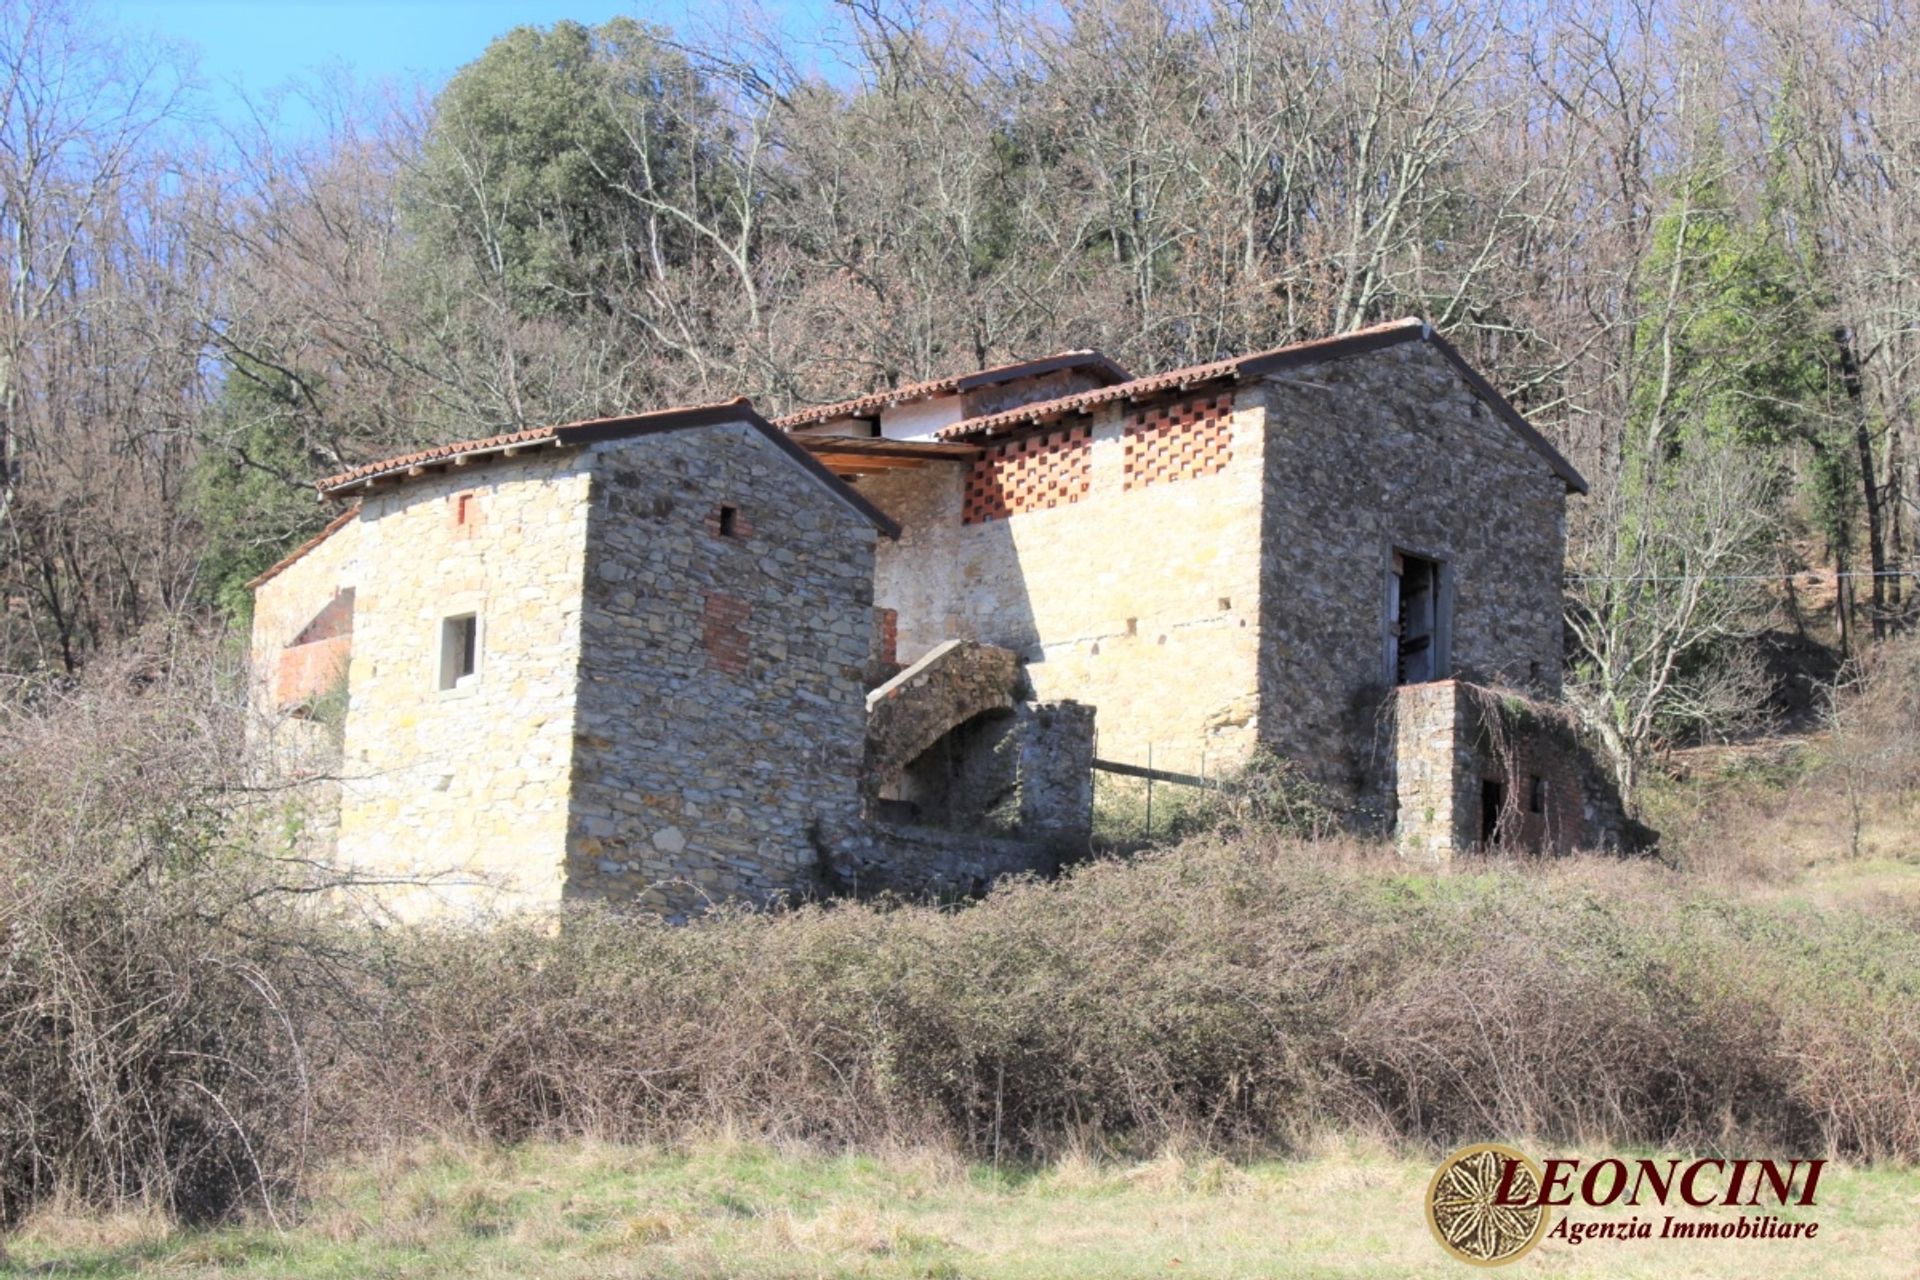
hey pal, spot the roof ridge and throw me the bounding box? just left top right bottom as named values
left=927, top=319, right=1588, bottom=494
left=774, top=350, right=1131, bottom=429
left=934, top=319, right=1429, bottom=441
left=304, top=397, right=902, bottom=542
left=314, top=399, right=761, bottom=494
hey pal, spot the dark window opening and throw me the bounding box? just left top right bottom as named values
left=1479, top=778, right=1505, bottom=849
left=1389, top=551, right=1447, bottom=685
left=718, top=504, right=739, bottom=536
left=1529, top=775, right=1547, bottom=814
left=439, top=614, right=478, bottom=690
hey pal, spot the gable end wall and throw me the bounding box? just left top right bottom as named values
left=1255, top=341, right=1567, bottom=808
left=568, top=424, right=877, bottom=915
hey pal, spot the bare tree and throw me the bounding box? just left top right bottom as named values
left=1567, top=438, right=1782, bottom=801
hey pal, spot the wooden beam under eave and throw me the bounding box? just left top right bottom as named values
left=810, top=454, right=925, bottom=471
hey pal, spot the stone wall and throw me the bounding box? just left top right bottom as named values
left=1011, top=700, right=1096, bottom=850
left=860, top=341, right=1569, bottom=798
left=1257, top=341, right=1569, bottom=806
left=1392, top=681, right=1480, bottom=860
left=859, top=392, right=1269, bottom=778
left=247, top=514, right=363, bottom=856
left=860, top=639, right=1094, bottom=893
left=841, top=699, right=1095, bottom=897
left=1394, top=680, right=1642, bottom=858
left=564, top=425, right=878, bottom=916
left=332, top=451, right=593, bottom=918
left=849, top=824, right=1070, bottom=898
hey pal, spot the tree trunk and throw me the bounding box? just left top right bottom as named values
left=1835, top=327, right=1886, bottom=639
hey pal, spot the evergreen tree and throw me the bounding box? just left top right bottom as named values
left=188, top=362, right=330, bottom=626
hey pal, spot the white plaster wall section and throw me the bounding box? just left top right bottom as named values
left=880, top=396, right=966, bottom=441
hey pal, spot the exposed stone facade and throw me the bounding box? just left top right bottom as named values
left=850, top=698, right=1096, bottom=895
left=864, top=641, right=1023, bottom=796
left=564, top=425, right=878, bottom=914
left=1254, top=340, right=1568, bottom=809
left=858, top=393, right=1268, bottom=779
left=251, top=412, right=889, bottom=920
left=248, top=508, right=361, bottom=762
left=1394, top=680, right=1642, bottom=858
left=331, top=450, right=593, bottom=916
left=855, top=339, right=1568, bottom=806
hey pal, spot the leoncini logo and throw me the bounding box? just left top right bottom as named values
left=1424, top=1143, right=1825, bottom=1265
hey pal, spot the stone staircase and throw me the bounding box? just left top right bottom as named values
left=863, top=639, right=1022, bottom=794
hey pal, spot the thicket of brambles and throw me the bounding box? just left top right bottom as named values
left=4, top=628, right=1918, bottom=1231
left=6, top=0, right=1920, bottom=794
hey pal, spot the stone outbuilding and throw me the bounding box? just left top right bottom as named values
left=250, top=319, right=1631, bottom=918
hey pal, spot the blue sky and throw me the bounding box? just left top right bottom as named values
left=102, top=0, right=842, bottom=138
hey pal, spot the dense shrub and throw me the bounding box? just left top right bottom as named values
left=0, top=630, right=329, bottom=1229
left=341, top=844, right=1920, bottom=1165
left=5, top=633, right=1919, bottom=1235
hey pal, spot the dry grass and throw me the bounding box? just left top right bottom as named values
left=10, top=1138, right=1918, bottom=1278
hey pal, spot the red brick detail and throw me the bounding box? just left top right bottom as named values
left=876, top=607, right=898, bottom=668
left=1494, top=730, right=1588, bottom=855
left=703, top=503, right=754, bottom=539
left=290, top=588, right=354, bottom=647
left=702, top=593, right=752, bottom=675
left=275, top=634, right=350, bottom=710
left=1123, top=393, right=1234, bottom=490
left=275, top=588, right=355, bottom=711
left=449, top=491, right=483, bottom=536
left=961, top=423, right=1092, bottom=523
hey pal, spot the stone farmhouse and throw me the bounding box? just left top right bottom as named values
left=250, top=317, right=1632, bottom=919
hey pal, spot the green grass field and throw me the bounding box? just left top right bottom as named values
left=9, top=1140, right=1916, bottom=1279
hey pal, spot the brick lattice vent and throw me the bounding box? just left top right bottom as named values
left=1123, top=392, right=1233, bottom=490
left=962, top=423, right=1092, bottom=524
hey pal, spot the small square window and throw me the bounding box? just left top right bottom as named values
left=439, top=614, right=478, bottom=690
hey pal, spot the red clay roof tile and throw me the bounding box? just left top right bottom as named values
left=774, top=351, right=1131, bottom=429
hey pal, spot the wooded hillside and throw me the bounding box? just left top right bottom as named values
left=3, top=0, right=1917, bottom=786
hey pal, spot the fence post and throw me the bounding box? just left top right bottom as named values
left=1145, top=742, right=1154, bottom=840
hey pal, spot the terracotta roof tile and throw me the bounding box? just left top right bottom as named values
left=938, top=319, right=1428, bottom=441
left=314, top=401, right=770, bottom=494
left=314, top=427, right=563, bottom=493
left=932, top=318, right=1588, bottom=494
left=310, top=397, right=902, bottom=538
left=774, top=351, right=1131, bottom=429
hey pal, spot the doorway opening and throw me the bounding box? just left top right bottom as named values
left=1389, top=551, right=1446, bottom=685
left=1479, top=778, right=1505, bottom=849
